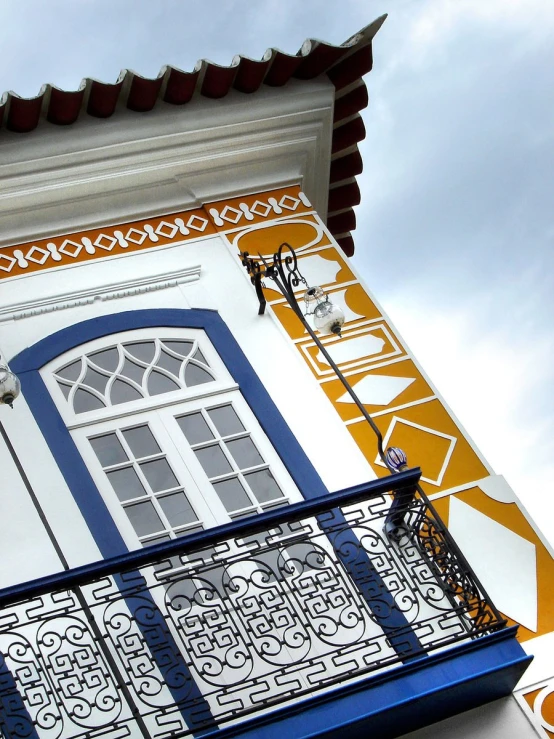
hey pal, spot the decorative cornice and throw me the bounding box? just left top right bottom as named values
left=0, top=265, right=201, bottom=322
left=0, top=186, right=312, bottom=282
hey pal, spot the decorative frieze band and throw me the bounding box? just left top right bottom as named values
left=0, top=186, right=313, bottom=281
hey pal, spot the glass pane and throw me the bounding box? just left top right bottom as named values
left=185, top=363, right=213, bottom=387
left=147, top=370, right=180, bottom=396
left=125, top=501, right=163, bottom=537
left=56, top=360, right=82, bottom=382
left=111, top=379, right=143, bottom=405
left=175, top=525, right=203, bottom=538
left=194, top=445, right=233, bottom=477
left=74, top=388, right=105, bottom=413
left=107, top=466, right=146, bottom=501
left=120, top=359, right=145, bottom=384
left=143, top=533, right=171, bottom=546
left=156, top=351, right=183, bottom=377
left=208, top=405, right=244, bottom=437
left=89, top=348, right=119, bottom=372
left=159, top=492, right=197, bottom=526
left=124, top=342, right=156, bottom=363
left=82, top=367, right=109, bottom=394
left=176, top=412, right=214, bottom=445
left=213, top=477, right=251, bottom=513
left=163, top=341, right=193, bottom=357
left=226, top=437, right=264, bottom=469
left=140, top=458, right=179, bottom=492
left=90, top=433, right=128, bottom=467
left=57, top=381, right=71, bottom=400
left=244, top=469, right=284, bottom=503
left=122, top=426, right=160, bottom=458
left=193, top=349, right=209, bottom=366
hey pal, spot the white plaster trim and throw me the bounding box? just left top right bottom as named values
left=0, top=265, right=201, bottom=322
left=0, top=81, right=334, bottom=247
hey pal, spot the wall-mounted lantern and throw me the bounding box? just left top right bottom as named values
left=0, top=363, right=21, bottom=408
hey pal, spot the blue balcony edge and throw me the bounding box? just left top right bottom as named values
left=209, top=626, right=531, bottom=739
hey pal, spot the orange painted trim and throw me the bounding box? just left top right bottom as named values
left=0, top=209, right=215, bottom=280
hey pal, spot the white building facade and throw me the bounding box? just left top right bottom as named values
left=0, top=17, right=552, bottom=739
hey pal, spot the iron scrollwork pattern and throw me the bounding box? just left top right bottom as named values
left=0, top=473, right=505, bottom=739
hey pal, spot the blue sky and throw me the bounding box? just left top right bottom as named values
left=1, top=0, right=553, bottom=539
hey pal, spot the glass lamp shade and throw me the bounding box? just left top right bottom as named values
left=313, top=300, right=345, bottom=336
left=303, top=286, right=325, bottom=313
left=0, top=365, right=21, bottom=408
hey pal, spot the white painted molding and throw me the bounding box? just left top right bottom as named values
left=0, top=81, right=334, bottom=247
left=0, top=264, right=201, bottom=322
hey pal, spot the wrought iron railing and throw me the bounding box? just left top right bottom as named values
left=0, top=469, right=505, bottom=739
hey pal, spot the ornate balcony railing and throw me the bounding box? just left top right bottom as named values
left=0, top=469, right=505, bottom=739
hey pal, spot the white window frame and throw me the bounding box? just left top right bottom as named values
left=42, top=327, right=303, bottom=551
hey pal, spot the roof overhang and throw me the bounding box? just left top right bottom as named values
left=0, top=15, right=387, bottom=254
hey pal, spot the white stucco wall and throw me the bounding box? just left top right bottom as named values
left=399, top=697, right=540, bottom=739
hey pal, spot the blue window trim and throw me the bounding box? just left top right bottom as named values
left=11, top=308, right=329, bottom=558
left=10, top=308, right=336, bottom=734
left=11, top=308, right=422, bottom=666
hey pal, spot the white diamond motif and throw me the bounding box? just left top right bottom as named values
left=0, top=255, right=16, bottom=272
left=125, top=228, right=147, bottom=245
left=25, top=246, right=50, bottom=265
left=94, top=234, right=117, bottom=251
left=279, top=195, right=300, bottom=211
left=250, top=200, right=272, bottom=218
left=156, top=221, right=178, bottom=239
left=59, top=240, right=83, bottom=258
left=187, top=215, right=208, bottom=232
left=374, top=417, right=457, bottom=485
left=220, top=206, right=243, bottom=224
left=448, top=498, right=538, bottom=631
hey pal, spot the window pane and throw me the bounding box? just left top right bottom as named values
left=56, top=360, right=82, bottom=382
left=163, top=341, right=193, bottom=357
left=208, top=405, right=244, bottom=437
left=140, top=458, right=179, bottom=492
left=147, top=370, right=180, bottom=396
left=82, top=367, right=109, bottom=394
left=111, top=379, right=143, bottom=405
left=185, top=364, right=213, bottom=387
left=89, top=348, right=119, bottom=372
left=125, top=501, right=163, bottom=537
left=143, top=533, right=171, bottom=546
left=156, top=351, right=182, bottom=377
left=124, top=342, right=156, bottom=363
left=120, top=359, right=145, bottom=384
left=122, top=426, right=160, bottom=458
left=90, top=433, right=128, bottom=467
left=176, top=412, right=214, bottom=445
left=195, top=445, right=232, bottom=477
left=244, top=469, right=284, bottom=503
left=57, top=382, right=71, bottom=399
left=226, top=437, right=263, bottom=469
left=107, top=467, right=146, bottom=501
left=193, top=349, right=209, bottom=366
left=213, top=477, right=251, bottom=513
left=159, top=492, right=197, bottom=526
left=74, top=388, right=105, bottom=413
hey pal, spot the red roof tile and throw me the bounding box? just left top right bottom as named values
left=0, top=15, right=386, bottom=254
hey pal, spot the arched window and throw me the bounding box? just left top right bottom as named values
left=41, top=326, right=298, bottom=551
left=12, top=309, right=328, bottom=558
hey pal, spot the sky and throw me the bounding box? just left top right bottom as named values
left=1, top=0, right=553, bottom=539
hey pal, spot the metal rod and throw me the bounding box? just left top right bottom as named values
left=242, top=245, right=391, bottom=469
